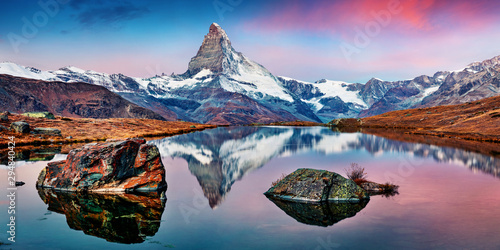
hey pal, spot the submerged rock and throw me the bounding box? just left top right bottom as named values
left=33, top=127, right=62, bottom=136
left=267, top=196, right=368, bottom=227
left=264, top=168, right=369, bottom=203
left=36, top=138, right=167, bottom=193
left=37, top=189, right=165, bottom=244
left=10, top=121, right=30, bottom=133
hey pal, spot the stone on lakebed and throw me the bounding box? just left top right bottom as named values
left=36, top=138, right=167, bottom=193
left=265, top=168, right=369, bottom=203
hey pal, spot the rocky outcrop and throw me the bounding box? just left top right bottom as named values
left=36, top=138, right=167, bottom=193
left=327, top=118, right=362, bottom=128
left=186, top=23, right=228, bottom=76
left=33, top=127, right=62, bottom=136
left=10, top=121, right=30, bottom=133
left=37, top=188, right=165, bottom=243
left=0, top=112, right=8, bottom=122
left=264, top=168, right=369, bottom=203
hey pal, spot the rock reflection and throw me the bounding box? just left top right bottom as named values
left=0, top=146, right=61, bottom=164
left=37, top=189, right=165, bottom=244
left=266, top=197, right=368, bottom=227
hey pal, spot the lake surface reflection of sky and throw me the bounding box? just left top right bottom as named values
left=1, top=126, right=500, bottom=249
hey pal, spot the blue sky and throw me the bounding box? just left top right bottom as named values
left=1, top=0, right=500, bottom=83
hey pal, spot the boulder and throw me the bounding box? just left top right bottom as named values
left=33, top=127, right=62, bottom=136
left=10, top=121, right=30, bottom=133
left=36, top=138, right=167, bottom=193
left=21, top=111, right=55, bottom=119
left=265, top=168, right=369, bottom=203
left=0, top=125, right=9, bottom=131
left=0, top=113, right=8, bottom=122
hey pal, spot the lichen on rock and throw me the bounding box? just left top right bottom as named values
left=36, top=138, right=167, bottom=193
left=264, top=168, right=369, bottom=203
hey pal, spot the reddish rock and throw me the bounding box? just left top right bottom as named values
left=37, top=189, right=165, bottom=243
left=36, top=138, right=167, bottom=192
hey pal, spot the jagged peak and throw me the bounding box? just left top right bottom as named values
left=186, top=23, right=234, bottom=76
left=467, top=55, right=500, bottom=70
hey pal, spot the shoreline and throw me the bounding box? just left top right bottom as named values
left=0, top=114, right=217, bottom=147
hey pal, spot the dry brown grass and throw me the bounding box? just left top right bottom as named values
left=0, top=114, right=216, bottom=147
left=345, top=163, right=367, bottom=182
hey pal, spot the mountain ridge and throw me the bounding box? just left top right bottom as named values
left=1, top=23, right=499, bottom=124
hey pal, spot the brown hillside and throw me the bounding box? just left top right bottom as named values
left=360, top=95, right=500, bottom=141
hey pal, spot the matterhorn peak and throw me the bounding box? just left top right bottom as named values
left=208, top=23, right=229, bottom=39
left=186, top=23, right=235, bottom=76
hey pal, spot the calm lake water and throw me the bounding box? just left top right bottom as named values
left=1, top=126, right=500, bottom=249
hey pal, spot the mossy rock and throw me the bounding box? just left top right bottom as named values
left=22, top=112, right=55, bottom=119
left=265, top=168, right=369, bottom=203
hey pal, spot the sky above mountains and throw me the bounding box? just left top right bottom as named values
left=1, top=0, right=500, bottom=83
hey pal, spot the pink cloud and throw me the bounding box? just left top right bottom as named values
left=244, top=0, right=500, bottom=36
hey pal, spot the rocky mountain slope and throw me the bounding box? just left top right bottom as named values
left=1, top=23, right=499, bottom=124
left=0, top=74, right=167, bottom=120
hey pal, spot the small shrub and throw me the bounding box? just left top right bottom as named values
left=345, top=163, right=367, bottom=181
left=405, top=113, right=412, bottom=117
left=190, top=125, right=196, bottom=128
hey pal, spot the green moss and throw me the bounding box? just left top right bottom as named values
left=22, top=112, right=55, bottom=119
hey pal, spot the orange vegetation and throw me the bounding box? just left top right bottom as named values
left=0, top=113, right=216, bottom=147
left=360, top=95, right=500, bottom=142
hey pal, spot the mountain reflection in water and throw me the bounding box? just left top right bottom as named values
left=150, top=126, right=500, bottom=208
left=37, top=189, right=165, bottom=244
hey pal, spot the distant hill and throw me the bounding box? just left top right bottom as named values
left=0, top=74, right=169, bottom=120
left=360, top=95, right=500, bottom=141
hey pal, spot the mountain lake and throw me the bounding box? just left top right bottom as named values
left=1, top=126, right=500, bottom=249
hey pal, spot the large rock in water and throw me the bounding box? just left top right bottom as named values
left=36, top=138, right=167, bottom=192
left=265, top=168, right=369, bottom=203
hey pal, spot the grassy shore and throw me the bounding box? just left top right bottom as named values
left=0, top=113, right=216, bottom=147
left=330, top=95, right=500, bottom=143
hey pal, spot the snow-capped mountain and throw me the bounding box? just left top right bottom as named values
left=1, top=23, right=499, bottom=123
